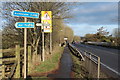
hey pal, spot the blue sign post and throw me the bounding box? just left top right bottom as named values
left=15, top=22, right=35, bottom=28
left=12, top=10, right=39, bottom=78
left=12, top=10, right=39, bottom=18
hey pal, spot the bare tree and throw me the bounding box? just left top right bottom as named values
left=97, top=27, right=109, bottom=36
left=2, top=2, right=75, bottom=55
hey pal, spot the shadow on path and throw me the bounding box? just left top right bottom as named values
left=47, top=47, right=73, bottom=78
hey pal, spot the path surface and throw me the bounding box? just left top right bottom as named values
left=47, top=47, right=73, bottom=78
left=73, top=43, right=120, bottom=77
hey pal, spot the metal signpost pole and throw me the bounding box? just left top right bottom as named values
left=24, top=17, right=27, bottom=79
left=42, top=27, right=45, bottom=62
left=50, top=32, right=52, bottom=54
left=41, top=11, right=52, bottom=55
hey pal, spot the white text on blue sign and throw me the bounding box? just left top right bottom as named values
left=15, top=22, right=35, bottom=28
left=12, top=10, right=39, bottom=18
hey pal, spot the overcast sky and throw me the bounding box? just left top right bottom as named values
left=66, top=2, right=118, bottom=37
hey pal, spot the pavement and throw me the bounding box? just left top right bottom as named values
left=47, top=47, right=73, bottom=78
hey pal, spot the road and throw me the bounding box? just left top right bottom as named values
left=73, top=43, right=120, bottom=78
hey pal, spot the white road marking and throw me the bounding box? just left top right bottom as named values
left=82, top=44, right=118, bottom=56
left=73, top=44, right=120, bottom=76
left=100, top=62, right=120, bottom=76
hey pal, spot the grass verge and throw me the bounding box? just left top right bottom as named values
left=34, top=51, right=62, bottom=72
left=70, top=53, right=85, bottom=78
left=29, top=46, right=64, bottom=77
left=70, top=50, right=110, bottom=79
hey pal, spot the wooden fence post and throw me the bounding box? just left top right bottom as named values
left=1, top=52, right=5, bottom=78
left=0, top=52, right=2, bottom=66
left=0, top=52, right=2, bottom=78
left=2, top=65, right=5, bottom=78
left=28, top=46, right=31, bottom=74
left=15, top=44, right=20, bottom=78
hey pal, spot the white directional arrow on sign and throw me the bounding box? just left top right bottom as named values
left=36, top=23, right=42, bottom=26
left=36, top=23, right=50, bottom=26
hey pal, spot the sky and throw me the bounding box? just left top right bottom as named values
left=0, top=2, right=2, bottom=30
left=65, top=2, right=118, bottom=37
left=0, top=2, right=118, bottom=37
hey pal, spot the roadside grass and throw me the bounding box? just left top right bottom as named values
left=34, top=53, right=60, bottom=73
left=70, top=53, right=85, bottom=78
left=33, top=46, right=64, bottom=73
left=70, top=50, right=110, bottom=79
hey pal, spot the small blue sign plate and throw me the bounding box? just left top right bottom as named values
left=12, top=10, right=39, bottom=18
left=15, top=22, right=35, bottom=28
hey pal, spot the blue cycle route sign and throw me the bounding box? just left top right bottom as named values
left=12, top=10, right=39, bottom=18
left=15, top=22, right=35, bottom=28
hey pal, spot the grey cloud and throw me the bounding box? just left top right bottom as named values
left=67, top=2, right=118, bottom=25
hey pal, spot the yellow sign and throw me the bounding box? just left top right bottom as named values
left=41, top=11, right=52, bottom=33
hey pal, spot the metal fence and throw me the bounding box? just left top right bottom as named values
left=68, top=43, right=101, bottom=78
left=82, top=51, right=100, bottom=78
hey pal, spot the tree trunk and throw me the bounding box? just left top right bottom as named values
left=32, top=46, right=37, bottom=63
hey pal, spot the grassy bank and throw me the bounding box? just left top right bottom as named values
left=29, top=46, right=64, bottom=77
left=70, top=52, right=85, bottom=78
left=70, top=50, right=91, bottom=79
left=34, top=49, right=63, bottom=73
left=70, top=50, right=110, bottom=79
